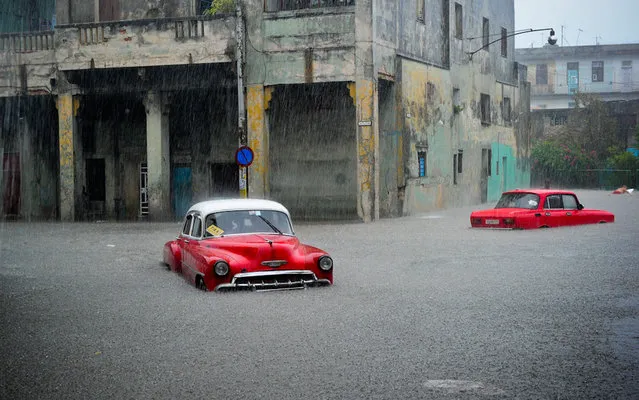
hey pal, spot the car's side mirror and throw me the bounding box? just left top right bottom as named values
left=577, top=204, right=584, bottom=210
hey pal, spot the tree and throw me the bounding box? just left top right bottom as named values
left=204, top=0, right=235, bottom=15
left=556, top=92, right=620, bottom=159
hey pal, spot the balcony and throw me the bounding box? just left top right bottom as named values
left=55, top=16, right=236, bottom=71
left=268, top=0, right=355, bottom=12
left=0, top=31, right=57, bottom=97
left=0, top=31, right=55, bottom=52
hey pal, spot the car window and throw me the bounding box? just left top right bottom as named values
left=495, top=193, right=540, bottom=209
left=182, top=214, right=193, bottom=235
left=191, top=216, right=203, bottom=237
left=204, top=210, right=294, bottom=236
left=562, top=195, right=578, bottom=210
left=544, top=195, right=563, bottom=209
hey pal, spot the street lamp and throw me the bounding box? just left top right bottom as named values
left=467, top=28, right=556, bottom=60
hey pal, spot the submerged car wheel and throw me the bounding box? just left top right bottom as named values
left=196, top=277, right=207, bottom=291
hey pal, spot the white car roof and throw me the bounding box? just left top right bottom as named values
left=187, top=198, right=291, bottom=218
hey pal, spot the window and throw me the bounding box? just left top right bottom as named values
left=551, top=115, right=568, bottom=126
left=544, top=195, right=563, bottom=209
left=457, top=149, right=463, bottom=173
left=454, top=3, right=463, bottom=39
left=501, top=27, right=507, bottom=57
left=480, top=93, right=490, bottom=124
left=182, top=214, right=193, bottom=235
left=536, top=64, right=548, bottom=84
left=418, top=151, right=427, bottom=177
left=453, top=87, right=461, bottom=113
left=453, top=154, right=458, bottom=184
left=482, top=18, right=489, bottom=50
left=562, top=195, right=578, bottom=210
left=502, top=97, right=511, bottom=124
left=592, top=61, right=604, bottom=82
left=417, top=0, right=424, bottom=22
left=192, top=216, right=202, bottom=237
left=567, top=62, right=579, bottom=93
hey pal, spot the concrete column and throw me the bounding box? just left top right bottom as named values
left=351, top=79, right=379, bottom=222
left=247, top=84, right=271, bottom=198
left=144, top=91, right=171, bottom=220
left=57, top=94, right=79, bottom=221
left=354, top=0, right=379, bottom=222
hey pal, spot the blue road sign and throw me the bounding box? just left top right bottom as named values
left=235, top=146, right=254, bottom=167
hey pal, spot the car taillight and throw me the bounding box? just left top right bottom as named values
left=503, top=218, right=515, bottom=225
left=471, top=218, right=482, bottom=225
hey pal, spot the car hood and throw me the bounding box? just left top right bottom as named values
left=201, top=234, right=304, bottom=264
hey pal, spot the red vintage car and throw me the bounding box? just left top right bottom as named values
left=163, top=199, right=333, bottom=291
left=470, top=189, right=614, bottom=229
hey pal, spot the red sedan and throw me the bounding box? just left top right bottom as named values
left=470, top=189, right=614, bottom=229
left=163, top=199, right=333, bottom=291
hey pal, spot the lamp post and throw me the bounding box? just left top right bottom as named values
left=467, top=28, right=557, bottom=60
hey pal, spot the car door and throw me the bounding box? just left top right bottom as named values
left=541, top=194, right=567, bottom=227
left=177, top=214, right=195, bottom=278
left=184, top=215, right=205, bottom=283
left=561, top=194, right=581, bottom=225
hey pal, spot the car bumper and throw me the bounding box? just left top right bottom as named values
left=214, top=270, right=331, bottom=292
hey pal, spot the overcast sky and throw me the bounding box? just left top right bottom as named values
left=514, top=0, right=639, bottom=48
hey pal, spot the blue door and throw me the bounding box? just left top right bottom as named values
left=172, top=166, right=192, bottom=218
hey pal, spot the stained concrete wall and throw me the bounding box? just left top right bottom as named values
left=399, top=49, right=530, bottom=213
left=0, top=33, right=57, bottom=98
left=0, top=96, right=58, bottom=220
left=244, top=2, right=357, bottom=86
left=55, top=17, right=235, bottom=71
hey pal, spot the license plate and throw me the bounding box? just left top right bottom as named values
left=485, top=219, right=500, bottom=225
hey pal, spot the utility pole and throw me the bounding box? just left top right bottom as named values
left=236, top=1, right=247, bottom=198
left=561, top=25, right=564, bottom=46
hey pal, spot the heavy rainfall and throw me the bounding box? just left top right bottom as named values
left=1, top=0, right=638, bottom=399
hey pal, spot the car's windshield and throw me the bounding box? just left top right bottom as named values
left=495, top=193, right=540, bottom=209
left=203, top=210, right=294, bottom=236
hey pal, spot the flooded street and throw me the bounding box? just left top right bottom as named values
left=1, top=190, right=638, bottom=399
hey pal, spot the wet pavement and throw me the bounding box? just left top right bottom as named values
left=1, top=190, right=638, bottom=399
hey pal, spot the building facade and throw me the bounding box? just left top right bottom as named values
left=0, top=0, right=531, bottom=222
left=516, top=44, right=639, bottom=147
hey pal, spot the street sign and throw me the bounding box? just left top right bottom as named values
left=235, top=146, right=254, bottom=167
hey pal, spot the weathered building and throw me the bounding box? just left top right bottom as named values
left=1, top=0, right=531, bottom=222
left=516, top=44, right=639, bottom=147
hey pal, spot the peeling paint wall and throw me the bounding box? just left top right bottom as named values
left=54, top=17, right=235, bottom=71
left=0, top=96, right=58, bottom=220
left=393, top=0, right=530, bottom=214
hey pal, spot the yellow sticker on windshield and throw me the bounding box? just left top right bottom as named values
left=206, top=224, right=224, bottom=237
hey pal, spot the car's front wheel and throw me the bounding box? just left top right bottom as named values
left=196, top=276, right=207, bottom=291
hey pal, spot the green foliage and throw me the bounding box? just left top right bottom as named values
left=557, top=92, right=619, bottom=159
left=531, top=140, right=601, bottom=186
left=606, top=151, right=639, bottom=187
left=203, top=0, right=235, bottom=15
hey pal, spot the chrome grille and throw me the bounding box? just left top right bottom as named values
left=215, top=270, right=330, bottom=292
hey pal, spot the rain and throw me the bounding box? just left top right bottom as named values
left=1, top=0, right=638, bottom=399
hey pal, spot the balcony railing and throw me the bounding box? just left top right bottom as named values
left=0, top=31, right=55, bottom=52
left=274, top=0, right=354, bottom=11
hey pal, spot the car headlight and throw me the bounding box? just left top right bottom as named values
left=214, top=261, right=230, bottom=276
left=318, top=256, right=333, bottom=271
